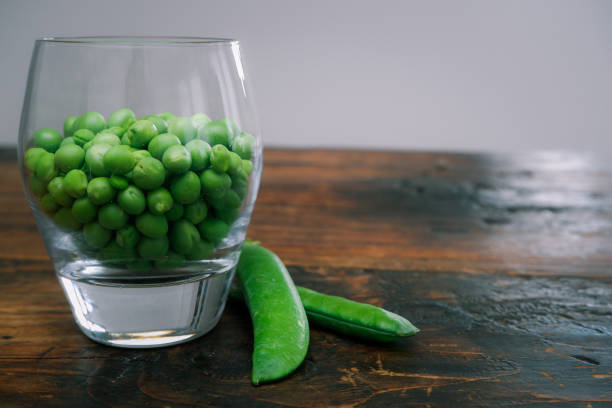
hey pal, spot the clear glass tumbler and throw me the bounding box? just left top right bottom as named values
left=17, top=37, right=262, bottom=348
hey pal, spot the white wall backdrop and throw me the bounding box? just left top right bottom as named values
left=1, top=0, right=611, bottom=152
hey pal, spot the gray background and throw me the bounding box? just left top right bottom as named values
left=1, top=0, right=611, bottom=152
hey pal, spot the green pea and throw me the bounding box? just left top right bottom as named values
left=98, top=203, right=128, bottom=230
left=126, top=119, right=158, bottom=148
left=29, top=173, right=47, bottom=197
left=103, top=126, right=125, bottom=136
left=60, top=137, right=75, bottom=147
left=132, top=149, right=151, bottom=162
left=231, top=132, right=255, bottom=160
left=147, top=133, right=180, bottom=160
left=71, top=197, right=98, bottom=224
left=40, top=194, right=59, bottom=215
left=168, top=116, right=196, bottom=144
left=87, top=177, right=115, bottom=205
left=224, top=189, right=243, bottom=209
left=242, top=159, right=253, bottom=175
left=170, top=171, right=201, bottom=204
left=133, top=157, right=165, bottom=190
left=47, top=177, right=73, bottom=207
left=85, top=143, right=112, bottom=176
left=63, top=169, right=88, bottom=198
left=92, top=132, right=121, bottom=146
left=109, top=175, right=129, bottom=190
left=108, top=108, right=136, bottom=129
left=137, top=236, right=169, bottom=260
left=117, top=185, right=146, bottom=215
left=24, top=147, right=47, bottom=172
left=35, top=152, right=58, bottom=182
left=75, top=112, right=106, bottom=134
left=127, top=259, right=152, bottom=270
left=208, top=188, right=242, bottom=210
left=162, top=145, right=192, bottom=174
left=83, top=141, right=93, bottom=152
left=184, top=199, right=208, bottom=224
left=227, top=151, right=243, bottom=175
left=231, top=169, right=249, bottom=199
left=115, top=225, right=140, bottom=249
left=185, top=139, right=211, bottom=171
left=197, top=218, right=229, bottom=245
left=222, top=117, right=240, bottom=139
left=154, top=251, right=185, bottom=269
left=191, top=113, right=211, bottom=130
left=200, top=169, right=231, bottom=197
left=54, top=144, right=85, bottom=172
left=210, top=144, right=230, bottom=173
left=64, top=116, right=78, bottom=137
left=169, top=219, right=200, bottom=255
left=52, top=207, right=82, bottom=230
left=147, top=187, right=173, bottom=215
left=121, top=132, right=131, bottom=145
left=142, top=115, right=168, bottom=134
left=33, top=128, right=62, bottom=153
left=215, top=207, right=240, bottom=224
left=83, top=222, right=112, bottom=248
left=103, top=145, right=135, bottom=175
left=157, top=112, right=176, bottom=122
left=73, top=129, right=96, bottom=147
left=100, top=241, right=136, bottom=262
left=198, top=120, right=232, bottom=148
left=135, top=212, right=168, bottom=238
left=165, top=202, right=184, bottom=221
left=185, top=239, right=214, bottom=260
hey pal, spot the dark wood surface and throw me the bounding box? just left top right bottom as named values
left=0, top=148, right=610, bottom=407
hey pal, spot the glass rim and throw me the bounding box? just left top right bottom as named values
left=37, top=36, right=238, bottom=46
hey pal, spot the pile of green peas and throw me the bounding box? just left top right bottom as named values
left=24, top=108, right=256, bottom=270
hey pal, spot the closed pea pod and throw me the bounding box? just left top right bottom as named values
left=296, top=287, right=418, bottom=342
left=232, top=245, right=419, bottom=343
left=237, top=242, right=309, bottom=385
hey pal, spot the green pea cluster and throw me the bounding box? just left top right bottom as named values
left=24, top=108, right=256, bottom=270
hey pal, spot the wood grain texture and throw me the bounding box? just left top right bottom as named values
left=0, top=148, right=610, bottom=407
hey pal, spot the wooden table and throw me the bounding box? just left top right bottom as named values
left=0, top=149, right=610, bottom=407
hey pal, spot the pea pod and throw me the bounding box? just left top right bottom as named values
left=296, top=286, right=418, bottom=342
left=237, top=242, right=309, bottom=386
left=232, top=247, right=419, bottom=343
left=230, top=285, right=418, bottom=342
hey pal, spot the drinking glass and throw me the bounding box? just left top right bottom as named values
left=17, top=37, right=262, bottom=348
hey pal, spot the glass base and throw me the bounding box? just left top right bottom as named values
left=58, top=268, right=234, bottom=348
